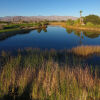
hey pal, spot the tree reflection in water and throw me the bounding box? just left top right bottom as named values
left=37, top=28, right=47, bottom=33
left=66, top=28, right=100, bottom=45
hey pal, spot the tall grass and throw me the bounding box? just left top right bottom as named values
left=0, top=48, right=100, bottom=100
left=71, top=46, right=100, bottom=56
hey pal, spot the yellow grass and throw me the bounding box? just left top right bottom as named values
left=49, top=22, right=100, bottom=32
left=0, top=60, right=100, bottom=100
left=71, top=45, right=100, bottom=56
left=49, top=22, right=66, bottom=27
left=0, top=49, right=100, bottom=99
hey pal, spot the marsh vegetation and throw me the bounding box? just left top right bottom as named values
left=0, top=48, right=100, bottom=100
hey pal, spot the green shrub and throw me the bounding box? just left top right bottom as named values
left=66, top=19, right=74, bottom=26
left=74, top=19, right=80, bottom=26
left=86, top=22, right=94, bottom=27
left=84, top=15, right=100, bottom=25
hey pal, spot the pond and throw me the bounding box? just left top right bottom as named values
left=0, top=26, right=100, bottom=51
left=0, top=26, right=100, bottom=66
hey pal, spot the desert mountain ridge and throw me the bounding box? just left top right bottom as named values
left=0, top=16, right=78, bottom=22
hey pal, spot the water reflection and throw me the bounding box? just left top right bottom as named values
left=37, top=28, right=47, bottom=33
left=66, top=28, right=100, bottom=39
left=43, top=28, right=47, bottom=32
left=0, top=29, right=32, bottom=41
left=66, top=29, right=73, bottom=34
left=0, top=26, right=100, bottom=50
left=83, top=31, right=100, bottom=38
left=74, top=30, right=84, bottom=45
left=37, top=28, right=42, bottom=33
left=0, top=27, right=47, bottom=41
left=66, top=28, right=100, bottom=45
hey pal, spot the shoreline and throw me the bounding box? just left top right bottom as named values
left=65, top=25, right=100, bottom=32
left=0, top=25, right=47, bottom=34
left=0, top=26, right=47, bottom=41
left=49, top=22, right=100, bottom=32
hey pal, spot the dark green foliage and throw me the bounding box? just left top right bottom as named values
left=84, top=15, right=100, bottom=25
left=66, top=19, right=74, bottom=26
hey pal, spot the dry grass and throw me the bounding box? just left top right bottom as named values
left=0, top=49, right=100, bottom=100
left=71, top=45, right=100, bottom=56
left=0, top=59, right=99, bottom=100
left=49, top=21, right=100, bottom=32
left=49, top=22, right=66, bottom=27
left=32, top=62, right=100, bottom=100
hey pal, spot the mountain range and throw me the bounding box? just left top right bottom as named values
left=0, top=16, right=78, bottom=22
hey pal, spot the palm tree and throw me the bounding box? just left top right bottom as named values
left=80, top=10, right=83, bottom=24
left=80, top=11, right=82, bottom=17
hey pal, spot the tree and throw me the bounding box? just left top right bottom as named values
left=80, top=11, right=82, bottom=17
left=80, top=10, right=83, bottom=24
left=84, top=15, right=100, bottom=25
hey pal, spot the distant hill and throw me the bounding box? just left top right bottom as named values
left=0, top=16, right=78, bottom=22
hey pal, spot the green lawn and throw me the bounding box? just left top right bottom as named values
left=0, top=28, right=21, bottom=33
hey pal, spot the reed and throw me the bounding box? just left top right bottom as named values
left=0, top=48, right=100, bottom=100
left=71, top=45, right=100, bottom=56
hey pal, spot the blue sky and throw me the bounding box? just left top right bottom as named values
left=0, top=0, right=100, bottom=17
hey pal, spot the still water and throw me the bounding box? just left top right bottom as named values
left=0, top=26, right=100, bottom=51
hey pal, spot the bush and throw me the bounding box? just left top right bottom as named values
left=84, top=15, right=100, bottom=25
left=73, top=19, right=80, bottom=26
left=86, top=22, right=94, bottom=27
left=66, top=19, right=74, bottom=26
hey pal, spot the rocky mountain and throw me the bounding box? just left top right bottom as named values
left=0, top=16, right=78, bottom=22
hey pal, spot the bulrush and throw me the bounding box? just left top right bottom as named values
left=0, top=49, right=99, bottom=100
left=71, top=46, right=100, bottom=56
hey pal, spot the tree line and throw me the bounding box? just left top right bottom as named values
left=66, top=14, right=100, bottom=26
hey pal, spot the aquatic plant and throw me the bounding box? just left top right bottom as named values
left=0, top=48, right=99, bottom=100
